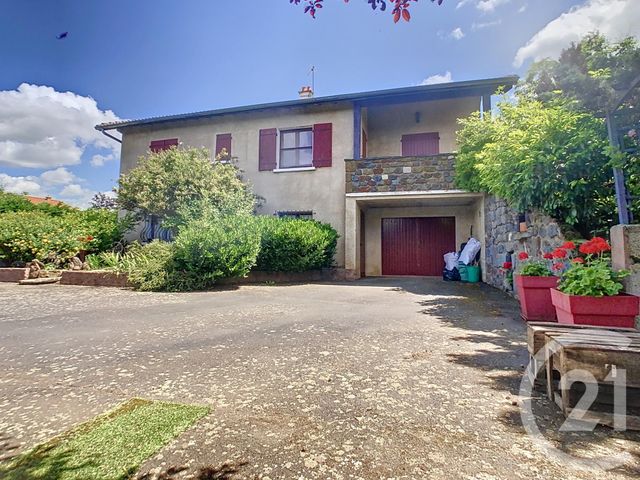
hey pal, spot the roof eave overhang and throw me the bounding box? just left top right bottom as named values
left=95, top=75, right=518, bottom=132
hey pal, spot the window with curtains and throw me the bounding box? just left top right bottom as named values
left=279, top=128, right=313, bottom=168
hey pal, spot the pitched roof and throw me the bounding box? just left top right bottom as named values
left=96, top=75, right=518, bottom=132
left=25, top=195, right=64, bottom=206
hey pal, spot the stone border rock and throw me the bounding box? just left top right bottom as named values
left=60, top=270, right=131, bottom=288
left=0, top=268, right=29, bottom=283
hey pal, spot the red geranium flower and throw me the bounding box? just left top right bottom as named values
left=552, top=263, right=564, bottom=271
left=552, top=248, right=567, bottom=259
left=542, top=252, right=553, bottom=260
left=572, top=257, right=585, bottom=264
left=502, top=262, right=513, bottom=270
left=579, top=237, right=611, bottom=255
left=561, top=241, right=576, bottom=250
left=86, top=235, right=94, bottom=241
left=518, top=251, right=529, bottom=261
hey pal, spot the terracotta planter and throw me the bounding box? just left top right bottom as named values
left=550, top=288, right=640, bottom=328
left=515, top=274, right=558, bottom=322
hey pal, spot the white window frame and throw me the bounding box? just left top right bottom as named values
left=275, top=126, right=315, bottom=171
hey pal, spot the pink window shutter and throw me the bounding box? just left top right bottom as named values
left=312, top=123, right=332, bottom=167
left=150, top=138, right=178, bottom=153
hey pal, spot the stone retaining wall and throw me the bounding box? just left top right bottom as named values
left=484, top=196, right=565, bottom=293
left=345, top=154, right=456, bottom=193
left=60, top=271, right=131, bottom=288
left=0, top=268, right=29, bottom=282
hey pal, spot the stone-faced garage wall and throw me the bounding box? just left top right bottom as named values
left=345, top=154, right=456, bottom=193
left=484, top=196, right=565, bottom=292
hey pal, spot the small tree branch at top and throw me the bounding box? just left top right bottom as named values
left=289, top=0, right=444, bottom=22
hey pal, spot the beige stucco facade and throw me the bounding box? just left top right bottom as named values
left=117, top=96, right=487, bottom=274
left=120, top=103, right=353, bottom=266
left=364, top=97, right=480, bottom=157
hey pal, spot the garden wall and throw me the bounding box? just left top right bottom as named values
left=484, top=196, right=565, bottom=294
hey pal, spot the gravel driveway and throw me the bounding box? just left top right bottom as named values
left=0, top=278, right=638, bottom=479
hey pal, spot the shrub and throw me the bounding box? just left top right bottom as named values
left=124, top=241, right=176, bottom=292
left=255, top=217, right=338, bottom=272
left=0, top=191, right=72, bottom=216
left=116, top=147, right=255, bottom=228
left=519, top=261, right=552, bottom=277
left=0, top=208, right=132, bottom=266
left=0, top=211, right=90, bottom=265
left=170, top=215, right=261, bottom=290
left=71, top=209, right=133, bottom=253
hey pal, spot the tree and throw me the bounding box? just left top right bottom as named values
left=116, top=147, right=255, bottom=228
left=523, top=33, right=640, bottom=116
left=455, top=96, right=616, bottom=237
left=90, top=192, right=118, bottom=210
left=290, top=0, right=444, bottom=22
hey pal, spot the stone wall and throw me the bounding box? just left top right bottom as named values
left=484, top=196, right=565, bottom=293
left=345, top=154, right=456, bottom=193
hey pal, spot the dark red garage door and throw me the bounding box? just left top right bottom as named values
left=382, top=217, right=455, bottom=276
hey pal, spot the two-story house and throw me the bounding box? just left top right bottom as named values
left=96, top=76, right=517, bottom=280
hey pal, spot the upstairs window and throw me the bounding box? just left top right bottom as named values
left=150, top=138, right=179, bottom=153
left=279, top=128, right=313, bottom=168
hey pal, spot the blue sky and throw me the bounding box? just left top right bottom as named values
left=1, top=0, right=637, bottom=206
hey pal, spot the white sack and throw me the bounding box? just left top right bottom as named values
left=459, top=237, right=481, bottom=265
left=444, top=252, right=459, bottom=271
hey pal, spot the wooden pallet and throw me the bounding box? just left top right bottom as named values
left=525, top=323, right=637, bottom=390
left=525, top=323, right=640, bottom=430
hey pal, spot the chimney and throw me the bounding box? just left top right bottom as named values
left=298, top=86, right=313, bottom=98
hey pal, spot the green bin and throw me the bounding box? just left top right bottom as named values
left=458, top=263, right=468, bottom=282
left=467, top=265, right=480, bottom=283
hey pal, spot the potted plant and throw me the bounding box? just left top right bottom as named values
left=514, top=251, right=558, bottom=322
left=550, top=237, right=638, bottom=328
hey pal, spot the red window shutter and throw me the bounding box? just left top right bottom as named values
left=215, top=133, right=232, bottom=157
left=401, top=132, right=439, bottom=156
left=259, top=128, right=277, bottom=171
left=150, top=138, right=178, bottom=153
left=312, top=123, right=332, bottom=167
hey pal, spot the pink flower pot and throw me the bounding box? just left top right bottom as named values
left=550, top=288, right=639, bottom=328
left=515, top=274, right=558, bottom=322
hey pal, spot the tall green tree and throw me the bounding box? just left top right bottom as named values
left=456, top=97, right=615, bottom=237
left=523, top=33, right=640, bottom=115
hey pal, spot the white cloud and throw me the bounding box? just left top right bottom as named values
left=476, top=0, right=511, bottom=12
left=90, top=153, right=115, bottom=167
left=472, top=19, right=502, bottom=30
left=0, top=173, right=43, bottom=195
left=514, top=0, right=640, bottom=67
left=450, top=27, right=465, bottom=40
left=0, top=170, right=98, bottom=208
left=0, top=83, right=121, bottom=169
left=421, top=71, right=453, bottom=85
left=457, top=0, right=512, bottom=11
left=40, top=167, right=76, bottom=185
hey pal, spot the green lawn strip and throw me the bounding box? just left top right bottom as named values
left=0, top=398, right=210, bottom=480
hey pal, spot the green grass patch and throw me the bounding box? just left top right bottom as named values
left=0, top=398, right=209, bottom=480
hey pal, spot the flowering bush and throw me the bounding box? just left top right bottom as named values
left=0, top=209, right=132, bottom=266
left=515, top=250, right=553, bottom=276
left=0, top=212, right=89, bottom=266
left=558, top=236, right=628, bottom=297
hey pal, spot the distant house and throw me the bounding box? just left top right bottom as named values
left=25, top=195, right=64, bottom=207
left=96, top=76, right=517, bottom=280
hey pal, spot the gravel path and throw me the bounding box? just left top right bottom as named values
left=0, top=278, right=638, bottom=479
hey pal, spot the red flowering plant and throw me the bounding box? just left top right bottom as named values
left=557, top=237, right=629, bottom=297
left=515, top=249, right=553, bottom=277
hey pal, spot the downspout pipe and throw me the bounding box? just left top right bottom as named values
left=95, top=126, right=122, bottom=144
